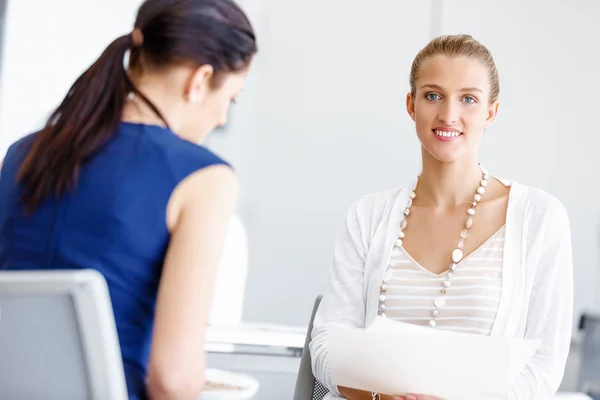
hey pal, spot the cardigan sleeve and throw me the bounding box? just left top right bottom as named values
left=509, top=199, right=574, bottom=399
left=309, top=199, right=369, bottom=395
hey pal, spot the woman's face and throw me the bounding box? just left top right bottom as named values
left=181, top=66, right=248, bottom=142
left=406, top=55, right=498, bottom=164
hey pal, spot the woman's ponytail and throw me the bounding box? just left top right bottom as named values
left=18, top=33, right=134, bottom=213
left=17, top=0, right=258, bottom=214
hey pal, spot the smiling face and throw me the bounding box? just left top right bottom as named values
left=406, top=55, right=499, bottom=164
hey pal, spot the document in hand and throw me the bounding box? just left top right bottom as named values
left=328, top=317, right=539, bottom=400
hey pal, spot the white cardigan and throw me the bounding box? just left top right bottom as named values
left=310, top=179, right=574, bottom=400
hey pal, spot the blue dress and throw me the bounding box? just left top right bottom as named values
left=0, top=122, right=230, bottom=399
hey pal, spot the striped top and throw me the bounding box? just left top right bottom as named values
left=384, top=226, right=505, bottom=336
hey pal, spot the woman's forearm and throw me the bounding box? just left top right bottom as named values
left=339, top=387, right=372, bottom=400
left=339, top=386, right=397, bottom=400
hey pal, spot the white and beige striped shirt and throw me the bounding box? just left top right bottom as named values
left=384, top=226, right=505, bottom=336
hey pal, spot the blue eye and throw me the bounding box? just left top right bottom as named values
left=463, top=96, right=477, bottom=104
left=426, top=93, right=440, bottom=101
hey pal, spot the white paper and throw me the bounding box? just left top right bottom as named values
left=328, top=317, right=539, bottom=400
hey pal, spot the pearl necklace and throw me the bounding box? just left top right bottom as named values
left=378, top=166, right=489, bottom=328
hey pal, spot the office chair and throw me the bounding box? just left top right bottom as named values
left=0, top=269, right=128, bottom=400
left=578, top=313, right=600, bottom=399
left=293, top=295, right=330, bottom=400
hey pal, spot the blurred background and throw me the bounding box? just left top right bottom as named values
left=0, top=0, right=599, bottom=398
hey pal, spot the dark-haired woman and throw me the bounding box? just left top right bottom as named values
left=0, top=1, right=257, bottom=399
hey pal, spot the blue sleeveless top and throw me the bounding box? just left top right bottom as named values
left=0, top=122, right=230, bottom=399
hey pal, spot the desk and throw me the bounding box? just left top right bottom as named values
left=205, top=322, right=306, bottom=355
left=205, top=323, right=306, bottom=399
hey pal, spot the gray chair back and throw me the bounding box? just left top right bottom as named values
left=578, top=313, right=600, bottom=398
left=0, top=269, right=128, bottom=400
left=293, top=295, right=330, bottom=400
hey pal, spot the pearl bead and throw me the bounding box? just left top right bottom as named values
left=381, top=312, right=387, bottom=318
left=477, top=186, right=485, bottom=195
left=471, top=202, right=477, bottom=208
left=404, top=208, right=410, bottom=216
left=481, top=166, right=488, bottom=175
left=467, top=208, right=475, bottom=216
left=433, top=309, right=439, bottom=317
left=395, top=239, right=403, bottom=247
left=443, top=280, right=451, bottom=288
left=481, top=179, right=488, bottom=187
left=457, top=238, right=465, bottom=249
left=380, top=284, right=387, bottom=292
left=410, top=191, right=416, bottom=199
left=400, top=219, right=408, bottom=230
left=379, top=294, right=386, bottom=302
left=452, top=248, right=463, bottom=263
left=434, top=297, right=446, bottom=308
left=450, top=263, right=457, bottom=271
left=398, top=231, right=405, bottom=239
left=379, top=304, right=386, bottom=311
left=466, top=218, right=473, bottom=228
left=460, top=230, right=469, bottom=239
left=447, top=272, right=453, bottom=279
left=474, top=194, right=482, bottom=202
left=429, top=320, right=437, bottom=327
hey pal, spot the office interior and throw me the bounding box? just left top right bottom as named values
left=0, top=0, right=599, bottom=399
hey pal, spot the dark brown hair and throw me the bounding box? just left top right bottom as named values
left=18, top=0, right=257, bottom=212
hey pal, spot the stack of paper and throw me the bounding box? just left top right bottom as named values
left=328, top=317, right=539, bottom=400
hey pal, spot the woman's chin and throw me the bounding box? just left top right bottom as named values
left=424, top=148, right=464, bottom=164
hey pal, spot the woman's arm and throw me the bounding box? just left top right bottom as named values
left=339, top=387, right=405, bottom=400
left=309, top=199, right=371, bottom=397
left=339, top=388, right=374, bottom=399
left=146, top=165, right=239, bottom=400
left=509, top=200, right=573, bottom=399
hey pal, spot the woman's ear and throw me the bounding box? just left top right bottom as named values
left=485, top=101, right=499, bottom=129
left=186, top=64, right=214, bottom=103
left=406, top=92, right=416, bottom=121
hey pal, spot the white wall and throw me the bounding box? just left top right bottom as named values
left=439, top=0, right=600, bottom=328
left=236, top=0, right=434, bottom=325
left=0, top=0, right=7, bottom=96
left=0, top=0, right=6, bottom=74
left=0, top=0, right=144, bottom=157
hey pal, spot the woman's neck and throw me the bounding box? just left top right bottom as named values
left=414, top=152, right=484, bottom=210
left=122, top=71, right=184, bottom=132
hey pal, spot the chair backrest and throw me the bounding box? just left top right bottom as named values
left=293, top=295, right=330, bottom=400
left=0, top=269, right=128, bottom=400
left=578, top=313, right=600, bottom=396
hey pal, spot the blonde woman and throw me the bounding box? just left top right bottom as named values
left=310, top=34, right=573, bottom=400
